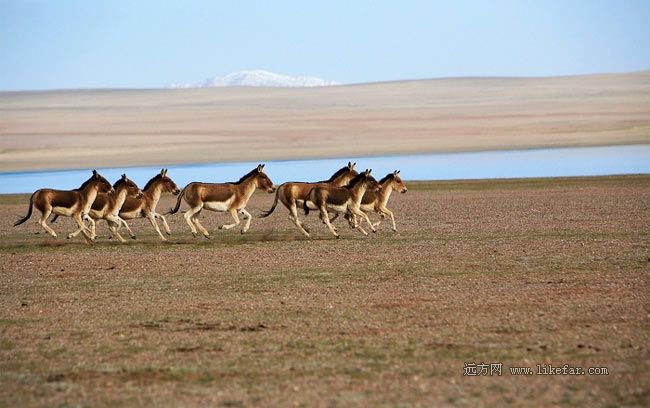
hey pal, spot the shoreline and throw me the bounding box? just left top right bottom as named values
left=2, top=141, right=649, bottom=175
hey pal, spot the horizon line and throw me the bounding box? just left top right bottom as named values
left=1, top=68, right=649, bottom=94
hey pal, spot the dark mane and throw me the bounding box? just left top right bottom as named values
left=324, top=166, right=350, bottom=182
left=76, top=176, right=96, bottom=190
left=233, top=168, right=259, bottom=184
left=346, top=173, right=367, bottom=189
left=379, top=173, right=395, bottom=184
left=142, top=174, right=162, bottom=191
left=113, top=178, right=127, bottom=189
left=77, top=173, right=107, bottom=190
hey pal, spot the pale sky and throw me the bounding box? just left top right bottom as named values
left=1, top=0, right=649, bottom=90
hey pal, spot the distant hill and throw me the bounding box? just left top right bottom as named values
left=170, top=70, right=340, bottom=88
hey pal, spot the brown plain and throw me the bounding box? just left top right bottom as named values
left=1, top=71, right=649, bottom=172
left=1, top=176, right=648, bottom=406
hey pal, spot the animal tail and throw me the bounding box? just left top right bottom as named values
left=14, top=192, right=36, bottom=226
left=167, top=185, right=188, bottom=214
left=259, top=184, right=282, bottom=218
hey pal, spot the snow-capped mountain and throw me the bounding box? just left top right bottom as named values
left=170, top=70, right=340, bottom=88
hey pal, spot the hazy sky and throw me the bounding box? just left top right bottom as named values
left=1, top=0, right=649, bottom=90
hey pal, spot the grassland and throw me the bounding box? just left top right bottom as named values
left=0, top=175, right=648, bottom=407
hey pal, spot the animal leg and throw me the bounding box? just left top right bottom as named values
left=239, top=208, right=252, bottom=233
left=106, top=216, right=127, bottom=243
left=321, top=206, right=339, bottom=238
left=155, top=213, right=172, bottom=235
left=39, top=208, right=57, bottom=238
left=288, top=205, right=310, bottom=237
left=372, top=212, right=385, bottom=229
left=353, top=207, right=376, bottom=234
left=183, top=206, right=201, bottom=237
left=146, top=213, right=167, bottom=241
left=72, top=213, right=94, bottom=243
left=68, top=214, right=93, bottom=240
left=118, top=217, right=137, bottom=239
left=85, top=216, right=97, bottom=239
left=219, top=209, right=240, bottom=230
left=192, top=215, right=210, bottom=239
left=379, top=206, right=397, bottom=232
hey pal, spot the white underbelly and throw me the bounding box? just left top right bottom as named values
left=359, top=203, right=374, bottom=212
left=52, top=206, right=75, bottom=217
left=119, top=210, right=141, bottom=219
left=326, top=204, right=347, bottom=213
left=204, top=198, right=233, bottom=212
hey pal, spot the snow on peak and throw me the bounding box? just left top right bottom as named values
left=170, top=70, right=340, bottom=88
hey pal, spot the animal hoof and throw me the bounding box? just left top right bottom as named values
left=166, top=231, right=171, bottom=235
left=392, top=228, right=397, bottom=233
left=218, top=225, right=224, bottom=230
left=192, top=232, right=197, bottom=237
left=372, top=229, right=377, bottom=234
left=131, top=235, right=137, bottom=240
left=335, top=235, right=341, bottom=239
left=66, top=234, right=72, bottom=239
left=204, top=235, right=211, bottom=240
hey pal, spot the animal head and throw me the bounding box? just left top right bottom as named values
left=114, top=174, right=143, bottom=198
left=160, top=169, right=181, bottom=195
left=363, top=169, right=382, bottom=192
left=380, top=170, right=407, bottom=193
left=254, top=164, right=275, bottom=193
left=328, top=161, right=359, bottom=185
left=88, top=169, right=113, bottom=194
left=350, top=169, right=381, bottom=192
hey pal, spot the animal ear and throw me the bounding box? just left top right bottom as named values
left=352, top=162, right=357, bottom=169
left=394, top=170, right=399, bottom=175
left=348, top=161, right=352, bottom=168
left=160, top=168, right=165, bottom=175
left=92, top=169, right=98, bottom=176
left=122, top=174, right=127, bottom=179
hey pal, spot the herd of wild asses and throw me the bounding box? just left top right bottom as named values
left=13, top=162, right=408, bottom=243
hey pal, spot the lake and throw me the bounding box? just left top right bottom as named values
left=1, top=144, right=649, bottom=194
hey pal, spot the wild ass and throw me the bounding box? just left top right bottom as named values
left=14, top=170, right=113, bottom=243
left=168, top=164, right=275, bottom=238
left=342, top=170, right=408, bottom=232
left=303, top=169, right=381, bottom=238
left=259, top=162, right=358, bottom=237
left=63, top=174, right=143, bottom=242
left=114, top=169, right=181, bottom=241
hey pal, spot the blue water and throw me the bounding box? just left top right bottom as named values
left=1, top=145, right=648, bottom=194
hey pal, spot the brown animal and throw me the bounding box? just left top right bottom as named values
left=14, top=170, right=113, bottom=243
left=113, top=169, right=181, bottom=241
left=259, top=162, right=358, bottom=237
left=63, top=174, right=143, bottom=242
left=303, top=169, right=382, bottom=238
left=168, top=164, right=275, bottom=238
left=342, top=170, right=408, bottom=232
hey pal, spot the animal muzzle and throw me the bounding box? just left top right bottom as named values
left=173, top=189, right=181, bottom=195
left=137, top=190, right=144, bottom=198
left=268, top=186, right=277, bottom=193
left=401, top=188, right=408, bottom=194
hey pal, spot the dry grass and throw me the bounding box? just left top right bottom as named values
left=0, top=175, right=649, bottom=407
left=1, top=71, right=650, bottom=172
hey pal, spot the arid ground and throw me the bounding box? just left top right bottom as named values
left=1, top=175, right=648, bottom=407
left=1, top=71, right=650, bottom=172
